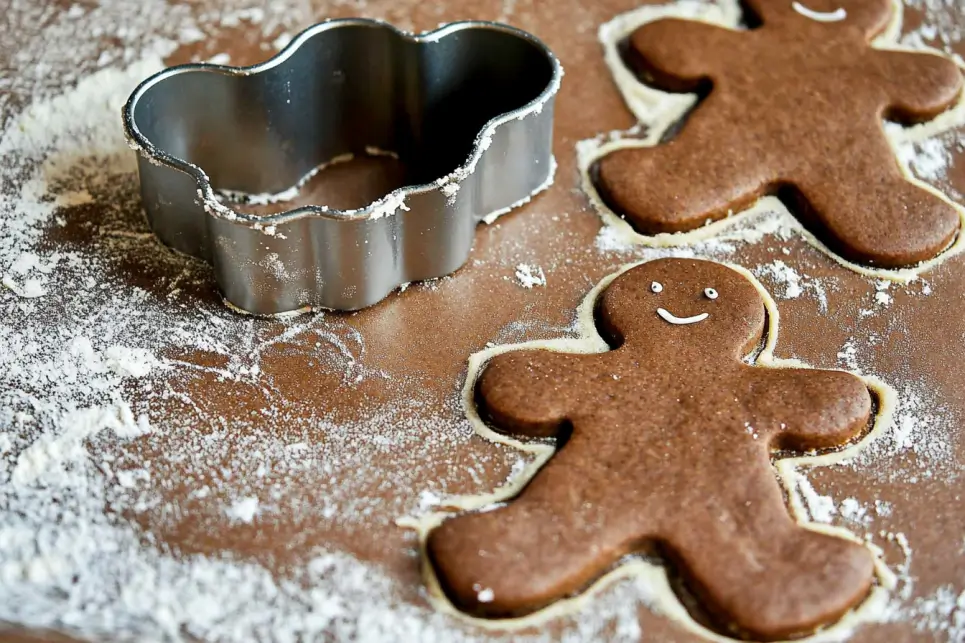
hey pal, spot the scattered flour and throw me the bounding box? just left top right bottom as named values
left=873, top=280, right=893, bottom=307
left=208, top=53, right=232, bottom=65
left=835, top=324, right=958, bottom=483
left=901, top=0, right=965, bottom=56
left=514, top=264, right=547, bottom=289
left=226, top=496, right=261, bottom=523
left=753, top=259, right=832, bottom=310
left=880, top=537, right=965, bottom=643
left=792, top=471, right=837, bottom=523
left=760, top=260, right=805, bottom=299
left=2, top=275, right=47, bottom=298
left=875, top=500, right=894, bottom=518
left=838, top=498, right=870, bottom=526
left=898, top=585, right=965, bottom=642
left=888, top=390, right=948, bottom=457
left=897, top=136, right=953, bottom=181
left=892, top=0, right=965, bottom=203
left=848, top=384, right=958, bottom=487
left=837, top=339, right=860, bottom=372
left=11, top=402, right=151, bottom=488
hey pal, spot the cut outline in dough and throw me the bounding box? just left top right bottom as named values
left=656, top=307, right=709, bottom=324
left=791, top=2, right=848, bottom=23
left=399, top=259, right=898, bottom=642
left=577, top=0, right=965, bottom=283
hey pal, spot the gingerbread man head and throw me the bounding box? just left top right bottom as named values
left=597, top=258, right=765, bottom=360
left=746, top=0, right=893, bottom=34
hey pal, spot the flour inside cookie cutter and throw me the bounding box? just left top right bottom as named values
left=122, top=19, right=562, bottom=314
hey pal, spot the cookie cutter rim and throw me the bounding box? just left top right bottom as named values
left=122, top=18, right=563, bottom=228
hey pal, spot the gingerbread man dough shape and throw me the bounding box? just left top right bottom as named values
left=428, top=258, right=876, bottom=641
left=595, top=0, right=964, bottom=268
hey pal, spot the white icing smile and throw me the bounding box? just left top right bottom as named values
left=791, top=1, right=847, bottom=22
left=657, top=308, right=709, bottom=325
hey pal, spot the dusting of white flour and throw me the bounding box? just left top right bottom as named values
left=2, top=0, right=965, bottom=641
left=514, top=264, right=547, bottom=289
left=0, top=3, right=664, bottom=642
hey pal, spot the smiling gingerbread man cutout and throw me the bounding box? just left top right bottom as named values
left=428, top=258, right=876, bottom=641
left=595, top=0, right=964, bottom=268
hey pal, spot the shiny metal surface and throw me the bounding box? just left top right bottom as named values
left=122, top=19, right=562, bottom=314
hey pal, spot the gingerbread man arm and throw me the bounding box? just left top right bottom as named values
left=476, top=350, right=588, bottom=439
left=872, top=49, right=963, bottom=123
left=747, top=367, right=872, bottom=452
left=628, top=19, right=737, bottom=92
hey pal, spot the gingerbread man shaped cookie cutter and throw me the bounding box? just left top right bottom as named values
left=123, top=19, right=562, bottom=314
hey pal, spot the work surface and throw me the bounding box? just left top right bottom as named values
left=1, top=0, right=965, bottom=641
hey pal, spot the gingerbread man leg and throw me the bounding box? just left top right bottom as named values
left=665, top=463, right=874, bottom=641
left=428, top=441, right=655, bottom=617
left=791, top=137, right=961, bottom=266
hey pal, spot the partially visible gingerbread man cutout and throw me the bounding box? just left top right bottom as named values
left=595, top=0, right=964, bottom=268
left=428, top=258, right=876, bottom=641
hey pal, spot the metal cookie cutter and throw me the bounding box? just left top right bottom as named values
left=123, top=19, right=562, bottom=314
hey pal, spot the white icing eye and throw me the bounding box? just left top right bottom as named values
left=651, top=281, right=663, bottom=293
left=704, top=288, right=719, bottom=300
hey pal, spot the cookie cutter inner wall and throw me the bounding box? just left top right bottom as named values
left=127, top=20, right=559, bottom=313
